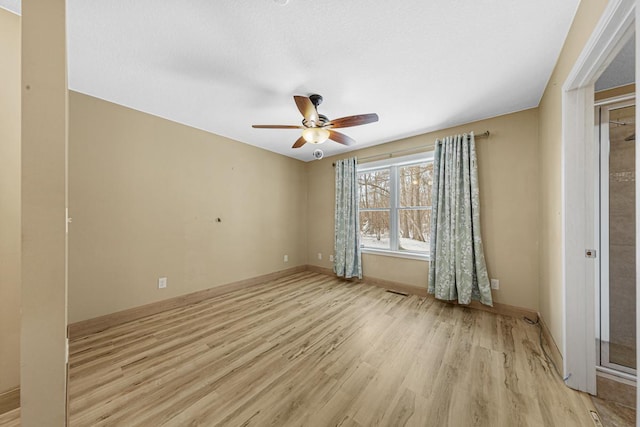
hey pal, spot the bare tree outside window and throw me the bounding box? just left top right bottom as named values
left=358, top=160, right=433, bottom=254
left=398, top=162, right=432, bottom=252
left=358, top=168, right=390, bottom=249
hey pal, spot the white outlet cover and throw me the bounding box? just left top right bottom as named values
left=284, top=255, right=288, bottom=262
left=490, top=279, right=499, bottom=290
left=318, top=253, right=322, bottom=260
left=158, top=277, right=167, bottom=289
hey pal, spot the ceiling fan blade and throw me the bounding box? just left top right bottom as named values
left=292, top=136, right=307, bottom=149
left=252, top=125, right=304, bottom=129
left=328, top=130, right=355, bottom=146
left=294, top=96, right=318, bottom=122
left=328, top=113, right=379, bottom=128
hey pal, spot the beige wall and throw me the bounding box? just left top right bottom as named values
left=0, top=8, right=21, bottom=395
left=538, top=0, right=609, bottom=351
left=68, top=92, right=308, bottom=323
left=307, top=109, right=540, bottom=310
left=21, top=0, right=69, bottom=424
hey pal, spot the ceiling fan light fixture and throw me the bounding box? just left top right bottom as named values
left=302, top=127, right=330, bottom=144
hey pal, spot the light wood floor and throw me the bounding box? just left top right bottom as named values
left=592, top=396, right=635, bottom=426
left=6, top=271, right=600, bottom=426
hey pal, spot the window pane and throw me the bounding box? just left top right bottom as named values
left=358, top=169, right=390, bottom=209
left=399, top=163, right=433, bottom=207
left=360, top=210, right=390, bottom=249
left=398, top=209, right=431, bottom=252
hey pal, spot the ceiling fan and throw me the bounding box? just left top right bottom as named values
left=252, top=94, right=379, bottom=149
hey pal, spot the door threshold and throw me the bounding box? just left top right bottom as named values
left=596, top=366, right=636, bottom=385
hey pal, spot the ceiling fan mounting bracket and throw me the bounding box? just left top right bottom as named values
left=309, top=94, right=323, bottom=107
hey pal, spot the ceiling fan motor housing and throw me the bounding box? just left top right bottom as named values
left=303, top=114, right=329, bottom=128
left=304, top=95, right=326, bottom=128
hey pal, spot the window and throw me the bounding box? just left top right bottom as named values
left=358, top=153, right=433, bottom=259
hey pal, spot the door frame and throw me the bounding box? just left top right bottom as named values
left=562, top=0, right=635, bottom=395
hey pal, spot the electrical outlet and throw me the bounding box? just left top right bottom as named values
left=490, top=279, right=499, bottom=290
left=318, top=253, right=322, bottom=260
left=329, top=254, right=334, bottom=262
left=284, top=254, right=288, bottom=262
left=158, top=277, right=167, bottom=289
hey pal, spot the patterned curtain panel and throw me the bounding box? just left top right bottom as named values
left=428, top=132, right=493, bottom=306
left=334, top=157, right=362, bottom=279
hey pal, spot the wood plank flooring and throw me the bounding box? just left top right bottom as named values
left=592, top=396, right=635, bottom=426
left=5, top=271, right=600, bottom=426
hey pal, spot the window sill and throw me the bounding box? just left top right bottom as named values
left=361, top=248, right=430, bottom=261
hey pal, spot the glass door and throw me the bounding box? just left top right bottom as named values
left=598, top=99, right=637, bottom=375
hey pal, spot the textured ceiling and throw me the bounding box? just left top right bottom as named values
left=6, top=1, right=581, bottom=161
left=0, top=0, right=19, bottom=15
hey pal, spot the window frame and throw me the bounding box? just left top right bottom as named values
left=357, top=152, right=434, bottom=261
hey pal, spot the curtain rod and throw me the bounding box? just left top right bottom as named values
left=332, top=131, right=490, bottom=166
